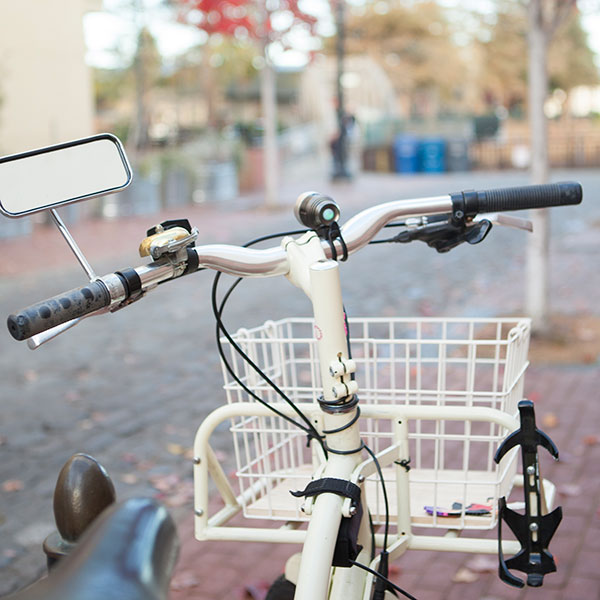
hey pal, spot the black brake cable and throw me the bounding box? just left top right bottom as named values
left=212, top=274, right=319, bottom=437
left=211, top=229, right=327, bottom=455
left=369, top=221, right=413, bottom=245
left=363, top=444, right=391, bottom=553
left=348, top=560, right=419, bottom=600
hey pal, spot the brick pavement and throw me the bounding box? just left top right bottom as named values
left=1, top=169, right=598, bottom=598
left=168, top=365, right=600, bottom=600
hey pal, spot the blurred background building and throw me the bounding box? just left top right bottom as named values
left=0, top=0, right=100, bottom=155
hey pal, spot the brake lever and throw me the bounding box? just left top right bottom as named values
left=26, top=305, right=113, bottom=349
left=474, top=213, right=533, bottom=232
left=27, top=318, right=83, bottom=349
left=392, top=217, right=493, bottom=253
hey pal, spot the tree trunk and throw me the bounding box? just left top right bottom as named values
left=526, top=0, right=550, bottom=333
left=261, top=50, right=279, bottom=208
left=129, top=0, right=149, bottom=153
left=201, top=49, right=217, bottom=128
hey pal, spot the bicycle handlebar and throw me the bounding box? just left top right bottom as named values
left=7, top=182, right=582, bottom=342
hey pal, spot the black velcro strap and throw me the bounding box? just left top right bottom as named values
left=183, top=247, right=200, bottom=276
left=333, top=501, right=363, bottom=568
left=290, top=478, right=361, bottom=505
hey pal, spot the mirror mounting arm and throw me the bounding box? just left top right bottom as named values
left=50, top=209, right=97, bottom=281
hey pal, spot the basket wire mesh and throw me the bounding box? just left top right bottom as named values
left=221, top=317, right=530, bottom=530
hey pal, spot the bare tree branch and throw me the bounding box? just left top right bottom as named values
left=548, top=0, right=577, bottom=36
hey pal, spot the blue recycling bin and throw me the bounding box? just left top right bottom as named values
left=418, top=138, right=446, bottom=173
left=393, top=135, right=419, bottom=173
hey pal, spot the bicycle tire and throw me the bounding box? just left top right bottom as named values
left=265, top=575, right=296, bottom=600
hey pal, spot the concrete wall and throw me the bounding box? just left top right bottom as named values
left=0, top=0, right=101, bottom=155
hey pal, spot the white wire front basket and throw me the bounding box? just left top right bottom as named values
left=220, top=317, right=530, bottom=531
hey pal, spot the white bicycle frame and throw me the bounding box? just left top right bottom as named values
left=191, top=230, right=554, bottom=599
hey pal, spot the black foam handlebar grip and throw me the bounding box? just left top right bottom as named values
left=477, top=181, right=582, bottom=213
left=455, top=181, right=582, bottom=215
left=7, top=280, right=110, bottom=341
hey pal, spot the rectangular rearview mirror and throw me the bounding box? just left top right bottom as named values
left=0, top=133, right=132, bottom=218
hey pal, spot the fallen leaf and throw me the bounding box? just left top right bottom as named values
left=164, top=481, right=194, bottom=508
left=149, top=473, right=180, bottom=492
left=121, top=452, right=138, bottom=464
left=465, top=555, right=497, bottom=573
left=65, top=390, right=80, bottom=402
left=167, top=443, right=186, bottom=456
left=165, top=494, right=191, bottom=508
left=418, top=300, right=434, bottom=317
left=243, top=581, right=269, bottom=600
left=75, top=369, right=91, bottom=382
left=23, top=369, right=38, bottom=383
left=120, top=473, right=139, bottom=485
left=2, top=479, right=24, bottom=492
left=583, top=435, right=599, bottom=446
left=136, top=460, right=155, bottom=471
left=452, top=567, right=479, bottom=583
left=541, top=413, right=559, bottom=429
left=170, top=571, right=200, bottom=591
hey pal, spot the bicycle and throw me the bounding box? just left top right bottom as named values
left=1, top=134, right=582, bottom=599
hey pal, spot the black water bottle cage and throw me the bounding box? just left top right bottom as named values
left=494, top=400, right=562, bottom=588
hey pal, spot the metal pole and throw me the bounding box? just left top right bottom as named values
left=526, top=0, right=550, bottom=332
left=333, top=0, right=349, bottom=179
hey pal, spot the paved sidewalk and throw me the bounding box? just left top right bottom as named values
left=169, top=365, right=600, bottom=600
